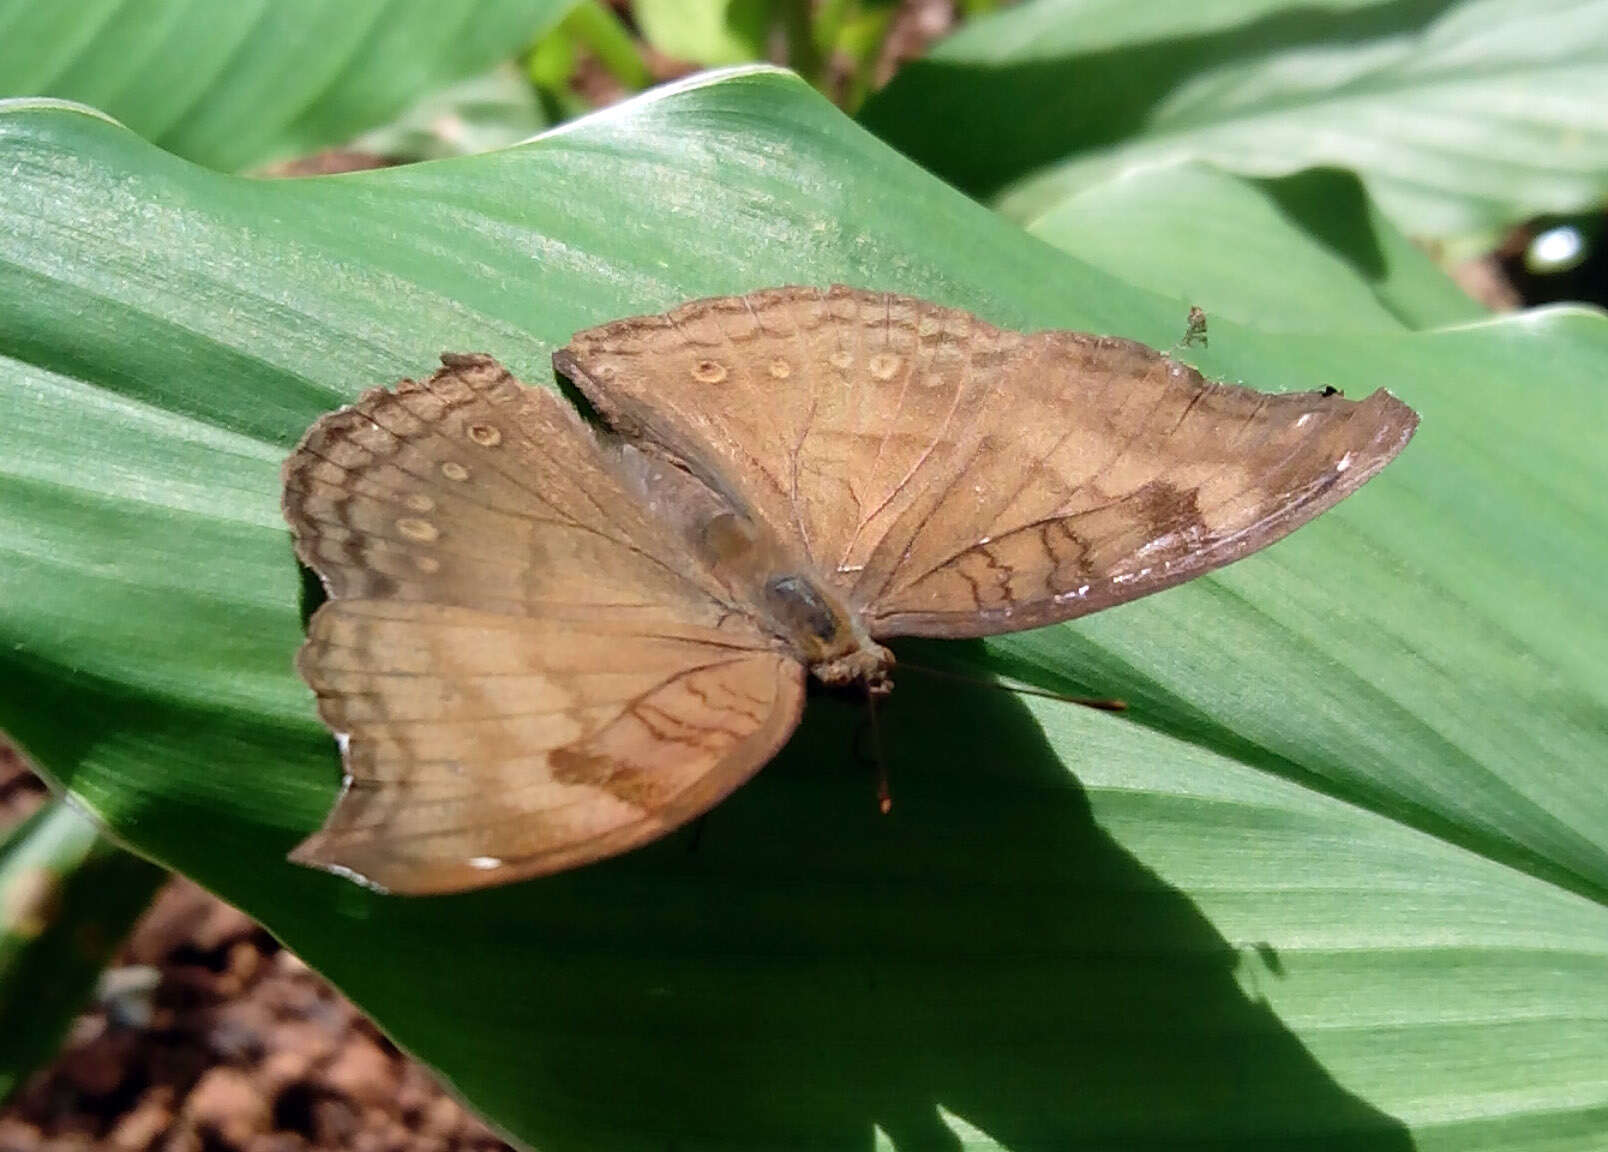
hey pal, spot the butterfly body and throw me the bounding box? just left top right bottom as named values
left=282, top=287, right=1417, bottom=893
left=760, top=573, right=894, bottom=693
left=604, top=433, right=894, bottom=690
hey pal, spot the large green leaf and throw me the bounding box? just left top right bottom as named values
left=1024, top=162, right=1486, bottom=331
left=350, top=63, right=548, bottom=164
left=634, top=0, right=772, bottom=67
left=0, top=0, right=571, bottom=170
left=1, top=69, right=1604, bottom=1150
left=859, top=0, right=1608, bottom=246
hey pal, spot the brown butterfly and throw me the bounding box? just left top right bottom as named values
left=281, top=286, right=1418, bottom=893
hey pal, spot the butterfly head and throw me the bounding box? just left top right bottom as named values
left=812, top=643, right=895, bottom=698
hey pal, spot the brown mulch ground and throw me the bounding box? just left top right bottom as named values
left=0, top=748, right=514, bottom=1152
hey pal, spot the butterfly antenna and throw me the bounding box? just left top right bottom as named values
left=897, top=660, right=1127, bottom=712
left=866, top=685, right=892, bottom=814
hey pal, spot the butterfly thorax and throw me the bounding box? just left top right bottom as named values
left=761, top=572, right=894, bottom=696
left=715, top=517, right=893, bottom=695
left=614, top=441, right=895, bottom=696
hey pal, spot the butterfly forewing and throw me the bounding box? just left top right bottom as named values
left=282, top=354, right=805, bottom=893
left=557, top=288, right=1418, bottom=639
left=555, top=288, right=1018, bottom=584
left=855, top=334, right=1418, bottom=636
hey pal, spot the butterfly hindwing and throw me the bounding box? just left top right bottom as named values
left=282, top=354, right=805, bottom=893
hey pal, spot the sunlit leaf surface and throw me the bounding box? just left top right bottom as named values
left=861, top=0, right=1608, bottom=246
left=1023, top=162, right=1485, bottom=331
left=0, top=0, right=568, bottom=169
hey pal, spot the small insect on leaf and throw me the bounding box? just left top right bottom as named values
left=1180, top=305, right=1209, bottom=348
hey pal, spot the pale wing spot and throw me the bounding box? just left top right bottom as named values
left=829, top=350, right=853, bottom=371
left=467, top=422, right=502, bottom=447
left=404, top=492, right=436, bottom=512
left=467, top=856, right=503, bottom=870
left=397, top=517, right=439, bottom=542
left=869, top=352, right=902, bottom=380
left=413, top=555, right=441, bottom=574
left=692, top=359, right=728, bottom=384
left=440, top=460, right=470, bottom=482
left=768, top=357, right=792, bottom=379
left=323, top=862, right=388, bottom=893
left=1336, top=451, right=1354, bottom=473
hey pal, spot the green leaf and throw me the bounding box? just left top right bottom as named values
left=1, top=798, right=167, bottom=1102
left=635, top=0, right=773, bottom=67
left=1, top=70, right=1604, bottom=1149
left=351, top=64, right=547, bottom=163
left=0, top=0, right=573, bottom=170
left=859, top=0, right=1608, bottom=246
left=553, top=1, right=653, bottom=93
left=1024, top=162, right=1487, bottom=331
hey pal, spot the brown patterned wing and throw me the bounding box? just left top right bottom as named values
left=555, top=285, right=976, bottom=580
left=851, top=331, right=1419, bottom=637
left=282, top=354, right=804, bottom=894
left=556, top=287, right=1417, bottom=640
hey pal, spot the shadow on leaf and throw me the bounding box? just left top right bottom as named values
left=285, top=643, right=1415, bottom=1151
left=5, top=615, right=1415, bottom=1149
